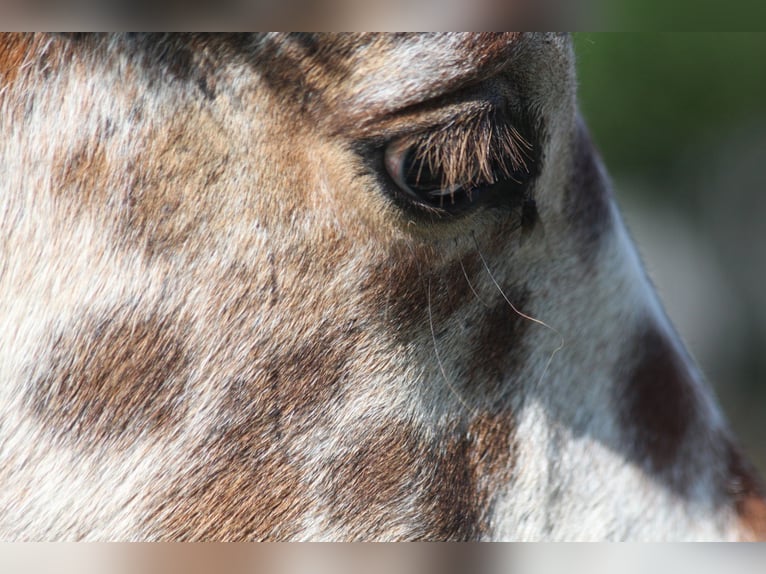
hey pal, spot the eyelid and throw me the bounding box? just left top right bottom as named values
left=384, top=132, right=469, bottom=212
left=382, top=108, right=492, bottom=191
left=384, top=107, right=531, bottom=195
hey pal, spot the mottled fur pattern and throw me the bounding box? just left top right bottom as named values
left=0, top=33, right=763, bottom=540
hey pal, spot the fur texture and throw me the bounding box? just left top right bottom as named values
left=0, top=32, right=763, bottom=541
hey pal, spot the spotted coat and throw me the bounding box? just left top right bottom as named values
left=0, top=33, right=763, bottom=540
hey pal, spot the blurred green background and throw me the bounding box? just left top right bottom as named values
left=574, top=33, right=766, bottom=473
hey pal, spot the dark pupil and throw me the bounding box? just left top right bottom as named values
left=403, top=150, right=444, bottom=192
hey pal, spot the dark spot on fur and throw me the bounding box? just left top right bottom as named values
left=125, top=121, right=232, bottom=259
left=429, top=252, right=484, bottom=325
left=324, top=423, right=425, bottom=539
left=152, top=416, right=307, bottom=541
left=564, top=118, right=613, bottom=259
left=725, top=440, right=766, bottom=540
left=520, top=197, right=539, bottom=236
left=620, top=323, right=697, bottom=480
left=196, top=75, right=215, bottom=100
left=29, top=308, right=189, bottom=448
left=150, top=324, right=354, bottom=540
left=359, top=243, right=428, bottom=333
left=122, top=34, right=220, bottom=100
left=53, top=140, right=110, bottom=206
left=361, top=243, right=483, bottom=336
left=230, top=324, right=352, bottom=434
left=428, top=413, right=516, bottom=540
left=427, top=412, right=517, bottom=539
left=429, top=427, right=482, bottom=540
left=63, top=34, right=223, bottom=102
left=0, top=33, right=34, bottom=90
left=248, top=33, right=356, bottom=117
left=284, top=33, right=367, bottom=73
left=324, top=413, right=515, bottom=540
left=467, top=288, right=531, bottom=399
left=156, top=40, right=195, bottom=83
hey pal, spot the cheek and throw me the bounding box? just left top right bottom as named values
left=308, top=150, right=406, bottom=248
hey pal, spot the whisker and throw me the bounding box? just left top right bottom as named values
left=427, top=276, right=477, bottom=416
left=471, top=234, right=566, bottom=388
left=404, top=241, right=476, bottom=415
left=459, top=258, right=491, bottom=309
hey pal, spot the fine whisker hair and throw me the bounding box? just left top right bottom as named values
left=405, top=241, right=477, bottom=415
left=472, top=234, right=566, bottom=389
left=459, top=258, right=491, bottom=309
left=426, top=276, right=477, bottom=417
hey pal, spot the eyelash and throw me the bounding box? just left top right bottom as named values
left=413, top=115, right=529, bottom=188
left=381, top=108, right=533, bottom=213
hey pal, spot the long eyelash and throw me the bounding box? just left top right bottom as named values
left=410, top=109, right=532, bottom=192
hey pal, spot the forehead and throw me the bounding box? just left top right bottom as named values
left=247, top=33, right=572, bottom=124
left=257, top=33, right=520, bottom=97
left=1, top=34, right=570, bottom=135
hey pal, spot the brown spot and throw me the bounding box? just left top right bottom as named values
left=461, top=33, right=521, bottom=71
left=325, top=412, right=515, bottom=540
left=621, top=323, right=697, bottom=480
left=152, top=417, right=307, bottom=541
left=360, top=242, right=431, bottom=333
left=324, top=423, right=425, bottom=539
left=726, top=441, right=766, bottom=541
left=0, top=33, right=34, bottom=90
left=467, top=289, right=531, bottom=398
left=124, top=117, right=235, bottom=258
left=430, top=252, right=485, bottom=325
left=245, top=33, right=361, bottom=121
left=29, top=308, right=189, bottom=448
left=361, top=243, right=482, bottom=335
left=231, top=323, right=355, bottom=437
left=428, top=412, right=516, bottom=540
left=125, top=34, right=227, bottom=101
left=564, top=118, right=613, bottom=258
left=428, top=429, right=483, bottom=540
left=151, top=325, right=356, bottom=540
left=53, top=139, right=111, bottom=205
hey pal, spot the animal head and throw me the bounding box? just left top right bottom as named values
left=0, top=32, right=763, bottom=540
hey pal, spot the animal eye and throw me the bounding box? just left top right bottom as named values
left=382, top=124, right=535, bottom=215
left=384, top=138, right=474, bottom=212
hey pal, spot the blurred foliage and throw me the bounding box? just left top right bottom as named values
left=574, top=33, right=766, bottom=186
left=592, top=0, right=766, bottom=31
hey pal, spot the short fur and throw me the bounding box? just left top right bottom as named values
left=0, top=32, right=763, bottom=541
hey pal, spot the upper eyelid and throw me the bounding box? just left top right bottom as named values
left=349, top=94, right=499, bottom=142
left=388, top=107, right=532, bottom=191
